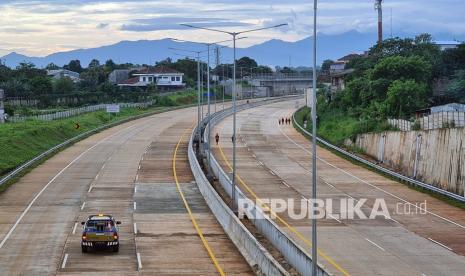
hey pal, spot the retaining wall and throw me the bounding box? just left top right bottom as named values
left=347, top=128, right=465, bottom=196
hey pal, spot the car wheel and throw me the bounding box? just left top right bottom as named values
left=113, top=245, right=119, bottom=252
left=82, top=246, right=88, bottom=253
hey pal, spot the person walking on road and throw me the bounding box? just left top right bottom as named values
left=215, top=133, right=220, bottom=145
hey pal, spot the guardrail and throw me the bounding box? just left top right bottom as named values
left=0, top=105, right=193, bottom=189
left=7, top=101, right=155, bottom=122
left=188, top=125, right=290, bottom=276
left=293, top=109, right=465, bottom=203
left=198, top=96, right=330, bottom=276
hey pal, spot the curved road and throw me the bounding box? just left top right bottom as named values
left=0, top=106, right=251, bottom=275
left=212, top=99, right=465, bottom=276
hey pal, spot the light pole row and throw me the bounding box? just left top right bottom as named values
left=181, top=23, right=287, bottom=210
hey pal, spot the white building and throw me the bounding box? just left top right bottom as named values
left=433, top=41, right=462, bottom=51
left=47, top=69, right=80, bottom=82
left=119, top=66, right=184, bottom=90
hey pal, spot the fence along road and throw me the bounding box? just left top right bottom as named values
left=210, top=99, right=465, bottom=275
left=0, top=105, right=251, bottom=275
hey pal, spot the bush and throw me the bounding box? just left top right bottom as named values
left=412, top=120, right=421, bottom=130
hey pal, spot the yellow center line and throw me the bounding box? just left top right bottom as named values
left=173, top=128, right=226, bottom=276
left=217, top=144, right=350, bottom=276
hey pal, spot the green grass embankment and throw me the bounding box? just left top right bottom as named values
left=0, top=91, right=198, bottom=179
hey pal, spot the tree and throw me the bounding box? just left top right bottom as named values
left=88, top=59, right=100, bottom=69
left=385, top=79, right=427, bottom=118
left=64, top=60, right=83, bottom=73
left=321, top=59, right=334, bottom=73
left=279, top=67, right=297, bottom=74
left=447, top=70, right=465, bottom=102
left=30, top=76, right=53, bottom=95
left=53, top=77, right=74, bottom=94
left=414, top=33, right=433, bottom=44
left=45, top=63, right=60, bottom=70
left=236, top=57, right=258, bottom=69
left=105, top=59, right=116, bottom=71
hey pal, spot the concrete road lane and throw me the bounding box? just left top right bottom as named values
left=134, top=122, right=252, bottom=275
left=212, top=99, right=465, bottom=276
left=0, top=105, right=252, bottom=275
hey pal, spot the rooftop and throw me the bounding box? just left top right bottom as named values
left=135, top=65, right=182, bottom=75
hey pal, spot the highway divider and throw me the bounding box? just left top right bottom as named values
left=292, top=107, right=465, bottom=203
left=188, top=124, right=290, bottom=276
left=194, top=96, right=330, bottom=276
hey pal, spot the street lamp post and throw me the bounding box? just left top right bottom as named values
left=170, top=37, right=245, bottom=175
left=311, top=1, right=319, bottom=275
left=168, top=45, right=207, bottom=150
left=181, top=23, right=287, bottom=212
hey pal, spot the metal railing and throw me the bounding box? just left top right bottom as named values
left=7, top=101, right=155, bottom=122
left=199, top=96, right=330, bottom=276
left=294, top=109, right=465, bottom=202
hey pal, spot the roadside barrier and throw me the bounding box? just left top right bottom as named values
left=188, top=124, right=290, bottom=276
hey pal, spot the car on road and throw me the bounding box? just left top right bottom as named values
left=81, top=214, right=121, bottom=253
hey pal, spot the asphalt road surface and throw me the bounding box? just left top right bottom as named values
left=0, top=105, right=251, bottom=275
left=212, top=99, right=465, bottom=276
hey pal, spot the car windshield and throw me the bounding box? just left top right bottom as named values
left=86, top=220, right=114, bottom=231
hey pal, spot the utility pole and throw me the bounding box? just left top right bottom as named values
left=215, top=46, right=220, bottom=113
left=375, top=0, right=384, bottom=44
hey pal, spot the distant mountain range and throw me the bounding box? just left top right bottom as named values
left=1, top=31, right=463, bottom=68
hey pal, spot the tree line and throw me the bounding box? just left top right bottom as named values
left=321, top=33, right=465, bottom=120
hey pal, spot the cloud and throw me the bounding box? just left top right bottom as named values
left=97, top=23, right=110, bottom=29
left=0, top=0, right=465, bottom=56
left=121, top=17, right=252, bottom=32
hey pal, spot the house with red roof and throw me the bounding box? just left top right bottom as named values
left=117, top=65, right=185, bottom=90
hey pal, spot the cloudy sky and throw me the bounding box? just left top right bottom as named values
left=0, top=0, right=464, bottom=56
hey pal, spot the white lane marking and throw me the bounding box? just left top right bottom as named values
left=137, top=252, right=142, bottom=270
left=428, top=238, right=452, bottom=251
left=135, top=174, right=139, bottom=182
left=94, top=173, right=99, bottom=180
left=252, top=154, right=256, bottom=158
left=134, top=202, right=137, bottom=210
left=365, top=238, right=386, bottom=252
left=72, top=223, right=78, bottom=235
left=108, top=156, right=112, bottom=161
left=258, top=161, right=264, bottom=166
left=101, top=164, right=106, bottom=170
left=269, top=170, right=276, bottom=176
left=80, top=202, right=86, bottom=210
left=390, top=218, right=400, bottom=224
left=279, top=123, right=465, bottom=230
left=328, top=214, right=342, bottom=223
left=134, top=223, right=138, bottom=234
left=138, top=165, right=141, bottom=170
left=61, top=253, right=69, bottom=269
left=134, top=186, right=137, bottom=193
left=87, top=186, right=93, bottom=193
left=281, top=181, right=290, bottom=188
left=0, top=123, right=138, bottom=249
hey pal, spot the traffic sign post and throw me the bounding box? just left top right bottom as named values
left=106, top=104, right=120, bottom=113
left=106, top=104, right=120, bottom=121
